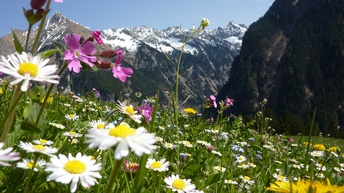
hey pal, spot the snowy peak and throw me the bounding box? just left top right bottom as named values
left=99, top=16, right=247, bottom=55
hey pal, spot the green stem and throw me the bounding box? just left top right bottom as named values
left=35, top=61, right=68, bottom=126
left=23, top=154, right=39, bottom=193
left=30, top=0, right=51, bottom=55
left=133, top=154, right=149, bottom=193
left=104, top=158, right=123, bottom=193
left=25, top=24, right=33, bottom=52
left=0, top=84, right=24, bottom=143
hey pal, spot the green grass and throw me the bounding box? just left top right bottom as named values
left=292, top=135, right=344, bottom=150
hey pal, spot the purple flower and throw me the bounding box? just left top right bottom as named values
left=111, top=49, right=133, bottom=82
left=92, top=31, right=104, bottom=45
left=225, top=98, right=234, bottom=107
left=210, top=95, right=217, bottom=108
left=115, top=49, right=124, bottom=65
left=141, top=104, right=153, bottom=123
left=112, top=65, right=133, bottom=83
left=63, top=33, right=97, bottom=73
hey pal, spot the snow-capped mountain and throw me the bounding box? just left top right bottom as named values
left=0, top=12, right=247, bottom=107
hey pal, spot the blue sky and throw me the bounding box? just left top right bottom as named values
left=0, top=0, right=274, bottom=37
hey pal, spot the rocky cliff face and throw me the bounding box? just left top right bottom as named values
left=216, top=0, right=344, bottom=136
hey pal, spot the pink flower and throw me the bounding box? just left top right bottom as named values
left=124, top=160, right=139, bottom=173
left=54, top=0, right=63, bottom=2
left=115, top=49, right=124, bottom=65
left=141, top=104, right=153, bottom=123
left=210, top=95, right=217, bottom=108
left=225, top=98, right=234, bottom=107
left=92, top=31, right=103, bottom=45
left=63, top=33, right=97, bottom=73
left=0, top=142, right=20, bottom=166
left=111, top=49, right=133, bottom=82
left=112, top=65, right=133, bottom=83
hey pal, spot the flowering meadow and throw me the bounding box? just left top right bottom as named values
left=1, top=0, right=344, bottom=192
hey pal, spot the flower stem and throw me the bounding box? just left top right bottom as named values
left=30, top=0, right=51, bottom=55
left=104, top=158, right=123, bottom=193
left=0, top=84, right=24, bottom=143
left=35, top=61, right=68, bottom=126
left=24, top=24, right=33, bottom=52
left=23, top=154, right=39, bottom=193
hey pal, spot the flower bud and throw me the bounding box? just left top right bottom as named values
left=201, top=18, right=210, bottom=29
left=30, top=0, right=47, bottom=10
left=94, top=60, right=112, bottom=69
left=99, top=50, right=117, bottom=58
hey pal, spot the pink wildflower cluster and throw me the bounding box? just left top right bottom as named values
left=208, top=94, right=235, bottom=111
left=63, top=31, right=133, bottom=83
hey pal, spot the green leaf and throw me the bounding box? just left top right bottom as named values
left=53, top=41, right=66, bottom=55
left=40, top=49, right=59, bottom=58
left=204, top=173, right=220, bottom=186
left=20, top=121, right=41, bottom=133
left=23, top=102, right=32, bottom=120
left=11, top=30, right=24, bottom=54
left=53, top=41, right=65, bottom=50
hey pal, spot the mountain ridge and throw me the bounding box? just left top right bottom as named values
left=0, top=12, right=247, bottom=108
left=216, top=0, right=344, bottom=136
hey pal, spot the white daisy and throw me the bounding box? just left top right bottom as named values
left=19, top=141, right=58, bottom=156
left=164, top=174, right=196, bottom=193
left=0, top=142, right=20, bottom=166
left=310, top=150, right=325, bottom=157
left=146, top=158, right=170, bottom=172
left=85, top=122, right=157, bottom=160
left=214, top=166, right=226, bottom=172
left=272, top=173, right=289, bottom=182
left=49, top=122, right=66, bottom=129
left=180, top=140, right=193, bottom=148
left=63, top=131, right=82, bottom=138
left=211, top=150, right=222, bottom=157
left=45, top=153, right=102, bottom=193
left=196, top=140, right=211, bottom=146
left=235, top=155, right=247, bottom=163
left=224, top=179, right=238, bottom=185
left=239, top=175, right=255, bottom=185
left=33, top=139, right=53, bottom=146
left=117, top=101, right=142, bottom=123
left=156, top=136, right=164, bottom=143
left=16, top=159, right=46, bottom=171
left=0, top=52, right=59, bottom=91
left=163, top=142, right=175, bottom=149
left=65, top=114, right=80, bottom=121
left=238, top=163, right=249, bottom=169
left=88, top=119, right=106, bottom=129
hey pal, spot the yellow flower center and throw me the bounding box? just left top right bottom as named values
left=26, top=161, right=36, bottom=169
left=64, top=160, right=87, bottom=174
left=109, top=123, right=136, bottom=138
left=150, top=161, right=162, bottom=169
left=18, top=62, right=39, bottom=77
left=40, top=139, right=48, bottom=144
left=172, top=179, right=186, bottom=190
left=69, top=131, right=77, bottom=135
left=33, top=145, right=46, bottom=151
left=97, top=123, right=105, bottom=129
left=244, top=176, right=251, bottom=181
left=69, top=114, right=75, bottom=118
left=125, top=106, right=135, bottom=115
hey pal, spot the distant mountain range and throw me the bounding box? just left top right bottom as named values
left=0, top=12, right=246, bottom=107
